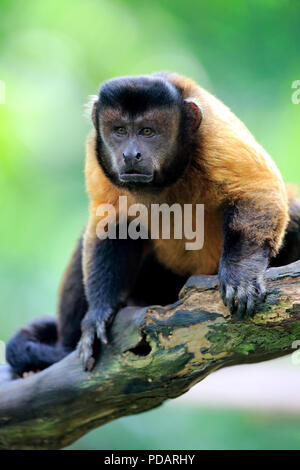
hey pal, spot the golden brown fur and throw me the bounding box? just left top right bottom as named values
left=84, top=73, right=289, bottom=276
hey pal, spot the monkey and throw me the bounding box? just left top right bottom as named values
left=6, top=72, right=300, bottom=376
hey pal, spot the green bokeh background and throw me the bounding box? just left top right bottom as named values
left=0, top=0, right=299, bottom=450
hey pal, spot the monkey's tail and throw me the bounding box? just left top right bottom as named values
left=5, top=317, right=69, bottom=377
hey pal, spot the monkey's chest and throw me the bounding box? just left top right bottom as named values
left=152, top=211, right=223, bottom=276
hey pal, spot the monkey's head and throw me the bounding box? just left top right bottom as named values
left=91, top=74, right=202, bottom=191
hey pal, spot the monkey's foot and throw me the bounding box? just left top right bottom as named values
left=78, top=309, right=114, bottom=371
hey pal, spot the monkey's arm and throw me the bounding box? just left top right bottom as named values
left=80, top=224, right=145, bottom=370
left=211, top=142, right=289, bottom=316
left=218, top=203, right=270, bottom=316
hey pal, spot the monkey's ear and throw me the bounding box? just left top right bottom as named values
left=183, top=98, right=203, bottom=131
left=84, top=95, right=98, bottom=128
left=91, top=100, right=98, bottom=128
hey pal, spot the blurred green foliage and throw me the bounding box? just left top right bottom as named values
left=70, top=404, right=300, bottom=450
left=0, top=0, right=299, bottom=450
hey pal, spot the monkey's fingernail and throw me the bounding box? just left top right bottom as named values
left=102, top=336, right=108, bottom=344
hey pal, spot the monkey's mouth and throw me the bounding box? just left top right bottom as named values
left=119, top=172, right=154, bottom=184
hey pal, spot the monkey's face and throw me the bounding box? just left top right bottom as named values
left=91, top=75, right=202, bottom=190
left=96, top=106, right=182, bottom=190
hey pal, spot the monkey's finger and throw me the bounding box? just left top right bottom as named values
left=225, top=285, right=236, bottom=315
left=237, top=286, right=247, bottom=317
left=77, top=339, right=83, bottom=357
left=257, top=282, right=267, bottom=302
left=82, top=347, right=95, bottom=371
left=226, top=285, right=235, bottom=315
left=86, top=357, right=95, bottom=371
left=79, top=329, right=95, bottom=370
left=246, top=295, right=256, bottom=317
left=77, top=337, right=89, bottom=358
left=220, top=283, right=228, bottom=306
left=96, top=321, right=108, bottom=344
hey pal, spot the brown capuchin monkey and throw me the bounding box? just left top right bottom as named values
left=6, top=72, right=300, bottom=374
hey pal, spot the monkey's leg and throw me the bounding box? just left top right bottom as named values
left=270, top=198, right=300, bottom=267
left=79, top=232, right=146, bottom=370
left=5, top=236, right=87, bottom=376
left=57, top=235, right=88, bottom=350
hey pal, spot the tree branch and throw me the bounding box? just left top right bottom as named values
left=1, top=261, right=300, bottom=450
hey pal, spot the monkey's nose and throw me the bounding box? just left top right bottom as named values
left=122, top=152, right=142, bottom=165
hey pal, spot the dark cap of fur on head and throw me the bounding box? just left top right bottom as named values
left=97, top=75, right=183, bottom=115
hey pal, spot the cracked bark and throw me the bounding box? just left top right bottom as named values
left=0, top=260, right=300, bottom=449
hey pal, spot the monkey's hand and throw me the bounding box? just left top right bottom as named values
left=78, top=307, right=115, bottom=371
left=218, top=249, right=268, bottom=317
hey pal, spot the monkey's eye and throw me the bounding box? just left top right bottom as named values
left=139, top=128, right=154, bottom=137
left=115, top=127, right=127, bottom=135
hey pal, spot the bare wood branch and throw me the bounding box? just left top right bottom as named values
left=1, top=261, right=300, bottom=450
